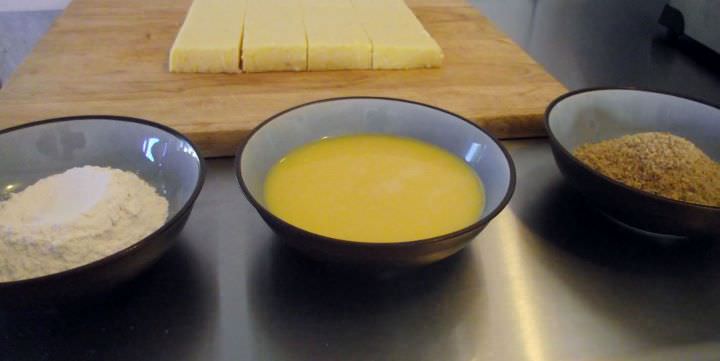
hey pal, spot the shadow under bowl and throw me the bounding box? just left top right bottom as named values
left=546, top=88, right=720, bottom=238
left=0, top=116, right=205, bottom=307
left=236, top=97, right=516, bottom=267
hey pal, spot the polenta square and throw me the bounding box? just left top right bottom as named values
left=169, top=0, right=246, bottom=73
left=242, top=0, right=307, bottom=72
left=303, top=0, right=371, bottom=71
left=351, top=0, right=443, bottom=69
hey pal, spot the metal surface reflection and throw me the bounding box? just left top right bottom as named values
left=5, top=144, right=720, bottom=360
left=1, top=242, right=218, bottom=361
left=246, top=242, right=485, bottom=361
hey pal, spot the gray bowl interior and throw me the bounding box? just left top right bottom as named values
left=0, top=118, right=202, bottom=219
left=241, top=98, right=513, bottom=220
left=548, top=89, right=720, bottom=160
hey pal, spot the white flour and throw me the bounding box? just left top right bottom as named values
left=0, top=166, right=169, bottom=282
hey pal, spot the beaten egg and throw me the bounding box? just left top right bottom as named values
left=264, top=134, right=485, bottom=243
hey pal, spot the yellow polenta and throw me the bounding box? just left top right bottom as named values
left=264, top=134, right=484, bottom=243
left=169, top=0, right=246, bottom=73
left=170, top=0, right=443, bottom=72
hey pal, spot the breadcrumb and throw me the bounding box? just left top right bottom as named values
left=573, top=132, right=720, bottom=207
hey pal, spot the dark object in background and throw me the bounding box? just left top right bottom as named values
left=660, top=1, right=720, bottom=53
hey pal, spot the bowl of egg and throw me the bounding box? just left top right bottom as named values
left=546, top=88, right=720, bottom=238
left=0, top=116, right=204, bottom=306
left=236, top=97, right=515, bottom=267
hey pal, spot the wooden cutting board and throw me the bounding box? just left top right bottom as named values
left=0, top=0, right=566, bottom=157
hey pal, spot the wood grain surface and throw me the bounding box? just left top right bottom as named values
left=0, top=0, right=566, bottom=157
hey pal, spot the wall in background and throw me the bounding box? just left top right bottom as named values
left=0, top=0, right=70, bottom=12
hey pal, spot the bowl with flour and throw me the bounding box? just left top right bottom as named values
left=0, top=115, right=205, bottom=306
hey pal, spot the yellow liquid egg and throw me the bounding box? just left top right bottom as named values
left=264, top=134, right=485, bottom=243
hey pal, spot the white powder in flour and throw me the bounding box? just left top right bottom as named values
left=0, top=166, right=169, bottom=282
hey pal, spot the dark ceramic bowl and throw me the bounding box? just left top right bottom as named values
left=546, top=88, right=720, bottom=238
left=236, top=97, right=515, bottom=267
left=0, top=116, right=205, bottom=307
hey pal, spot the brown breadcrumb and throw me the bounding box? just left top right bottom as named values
left=573, top=132, right=720, bottom=207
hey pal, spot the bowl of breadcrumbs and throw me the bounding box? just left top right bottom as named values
left=546, top=88, right=720, bottom=238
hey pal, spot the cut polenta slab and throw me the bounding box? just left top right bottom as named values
left=302, top=0, right=371, bottom=71
left=242, top=0, right=307, bottom=72
left=169, top=0, right=246, bottom=73
left=169, top=0, right=442, bottom=73
left=350, top=0, right=443, bottom=69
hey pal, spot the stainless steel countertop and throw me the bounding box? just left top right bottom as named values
left=2, top=1, right=720, bottom=360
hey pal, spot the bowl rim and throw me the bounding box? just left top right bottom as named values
left=545, top=86, right=720, bottom=211
left=0, top=115, right=207, bottom=287
left=235, top=96, right=517, bottom=248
